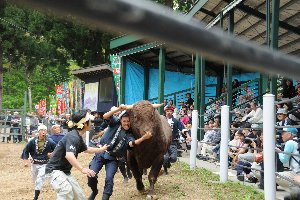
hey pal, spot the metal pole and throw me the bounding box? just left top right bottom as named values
left=22, top=91, right=27, bottom=141
left=190, top=110, right=198, bottom=169
left=270, top=0, right=279, bottom=98
left=194, top=55, right=200, bottom=111
left=220, top=105, right=229, bottom=183
left=226, top=10, right=234, bottom=113
left=158, top=48, right=165, bottom=114
left=263, top=94, right=276, bottom=200
left=199, top=57, right=205, bottom=141
left=120, top=57, right=126, bottom=104
left=144, top=67, right=149, bottom=100
left=266, top=0, right=270, bottom=47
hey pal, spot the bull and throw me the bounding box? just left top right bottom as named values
left=126, top=100, right=172, bottom=199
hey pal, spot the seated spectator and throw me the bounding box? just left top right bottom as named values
left=234, top=109, right=244, bottom=123
left=181, top=113, right=190, bottom=126
left=283, top=101, right=300, bottom=124
left=199, top=121, right=221, bottom=160
left=276, top=128, right=300, bottom=188
left=276, top=108, right=296, bottom=127
left=231, top=131, right=249, bottom=167
left=282, top=78, right=295, bottom=99
left=238, top=86, right=254, bottom=105
left=242, top=102, right=263, bottom=124
left=295, top=85, right=300, bottom=104
left=228, top=131, right=241, bottom=162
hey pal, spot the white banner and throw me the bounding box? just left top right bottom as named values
left=84, top=82, right=99, bottom=111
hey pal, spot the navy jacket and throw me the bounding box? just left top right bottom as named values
left=21, top=137, right=56, bottom=164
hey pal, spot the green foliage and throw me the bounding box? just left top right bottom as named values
left=0, top=3, right=113, bottom=109
left=153, top=0, right=195, bottom=12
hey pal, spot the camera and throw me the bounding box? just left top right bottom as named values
left=245, top=137, right=257, bottom=144
left=275, top=143, right=285, bottom=150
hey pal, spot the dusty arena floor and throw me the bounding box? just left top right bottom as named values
left=0, top=143, right=263, bottom=200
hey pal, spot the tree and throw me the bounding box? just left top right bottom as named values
left=1, top=3, right=114, bottom=110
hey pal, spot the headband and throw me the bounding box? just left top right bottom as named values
left=68, top=112, right=95, bottom=129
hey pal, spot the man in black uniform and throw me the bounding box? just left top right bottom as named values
left=45, top=110, right=109, bottom=200
left=87, top=104, right=152, bottom=200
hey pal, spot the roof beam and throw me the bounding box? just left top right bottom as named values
left=250, top=12, right=300, bottom=42
left=288, top=49, right=300, bottom=56
left=279, top=38, right=300, bottom=50
left=149, top=48, right=184, bottom=69
left=185, top=0, right=210, bottom=18
left=116, top=42, right=160, bottom=57
left=110, top=35, right=144, bottom=49
left=222, top=0, right=300, bottom=35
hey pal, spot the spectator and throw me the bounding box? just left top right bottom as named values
left=282, top=79, right=295, bottom=99
left=60, top=113, right=72, bottom=134
left=276, top=108, right=295, bottom=127
left=283, top=101, right=300, bottom=124
left=91, top=112, right=103, bottom=133
left=228, top=131, right=241, bottom=163
left=242, top=102, right=263, bottom=124
left=238, top=86, right=254, bottom=105
left=276, top=128, right=300, bottom=188
left=48, top=124, right=64, bottom=145
left=185, top=93, right=194, bottom=108
left=163, top=106, right=185, bottom=175
left=234, top=109, right=244, bottom=123
left=241, top=104, right=252, bottom=121
left=232, top=79, right=240, bottom=106
left=181, top=113, right=190, bottom=126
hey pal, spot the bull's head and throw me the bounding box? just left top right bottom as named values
left=128, top=100, right=162, bottom=138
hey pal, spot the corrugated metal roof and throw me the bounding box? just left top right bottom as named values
left=193, top=0, right=299, bottom=57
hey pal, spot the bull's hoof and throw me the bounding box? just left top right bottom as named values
left=138, top=189, right=147, bottom=195
left=146, top=195, right=158, bottom=200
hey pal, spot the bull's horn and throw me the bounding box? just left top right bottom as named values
left=152, top=103, right=164, bottom=108
left=126, top=105, right=133, bottom=109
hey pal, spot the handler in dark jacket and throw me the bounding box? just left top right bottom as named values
left=21, top=124, right=56, bottom=200
left=163, top=106, right=185, bottom=175
left=88, top=104, right=152, bottom=200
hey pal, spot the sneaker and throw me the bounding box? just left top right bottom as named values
left=246, top=177, right=258, bottom=183
left=237, top=174, right=244, bottom=181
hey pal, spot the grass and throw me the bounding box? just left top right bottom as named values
left=168, top=162, right=264, bottom=200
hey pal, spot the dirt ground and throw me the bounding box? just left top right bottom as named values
left=0, top=143, right=220, bottom=200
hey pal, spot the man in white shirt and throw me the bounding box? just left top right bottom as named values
left=242, top=102, right=263, bottom=124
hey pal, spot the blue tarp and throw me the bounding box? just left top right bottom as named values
left=124, top=61, right=259, bottom=105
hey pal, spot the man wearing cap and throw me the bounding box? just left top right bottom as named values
left=163, top=105, right=186, bottom=175
left=21, top=124, right=57, bottom=200
left=276, top=128, right=300, bottom=188
left=49, top=124, right=64, bottom=145
left=277, top=108, right=295, bottom=127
